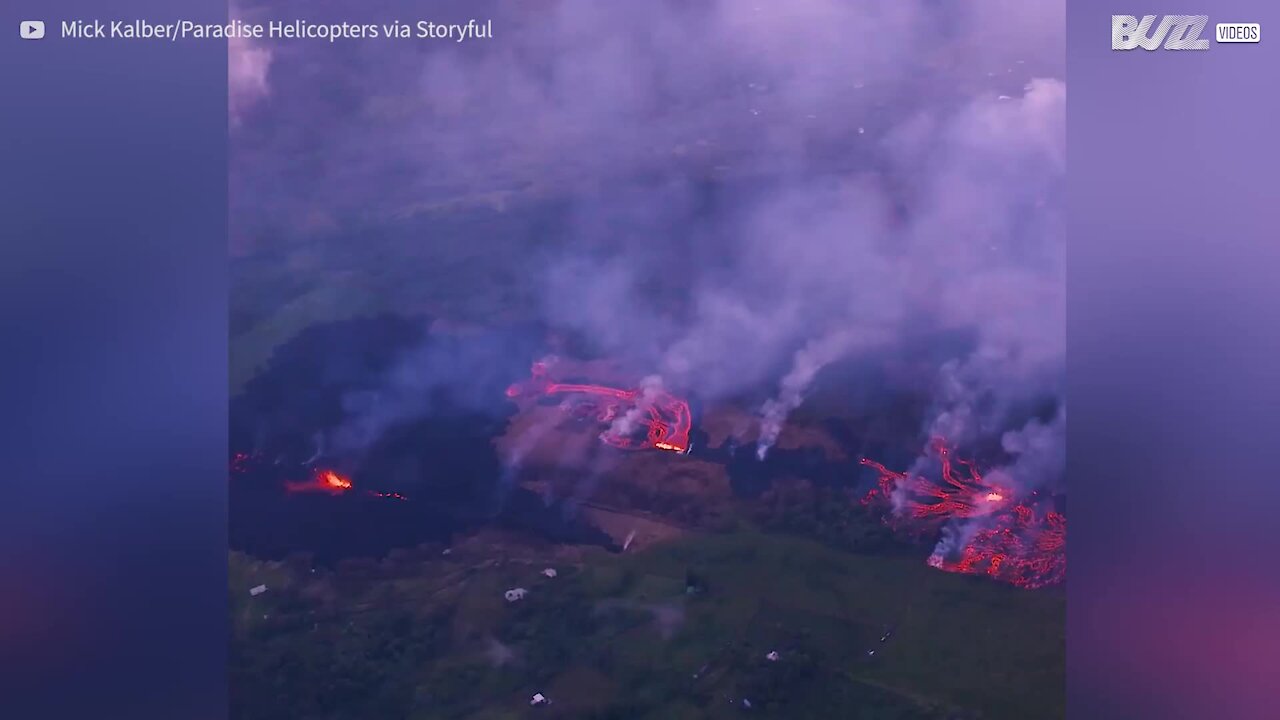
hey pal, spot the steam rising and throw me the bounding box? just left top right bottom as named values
left=233, top=0, right=1065, bottom=493
left=609, top=375, right=665, bottom=441
left=757, top=330, right=861, bottom=459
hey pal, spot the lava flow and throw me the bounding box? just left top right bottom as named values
left=929, top=505, right=1066, bottom=589
left=285, top=468, right=354, bottom=495
left=860, top=440, right=1065, bottom=589
left=860, top=439, right=1011, bottom=530
left=506, top=360, right=692, bottom=454
left=231, top=449, right=408, bottom=501
left=277, top=468, right=408, bottom=501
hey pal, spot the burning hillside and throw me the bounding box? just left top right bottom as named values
left=861, top=440, right=1065, bottom=589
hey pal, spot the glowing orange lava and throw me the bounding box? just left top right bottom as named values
left=233, top=450, right=408, bottom=502
left=929, top=506, right=1066, bottom=589
left=286, top=468, right=354, bottom=495
left=860, top=439, right=1011, bottom=528
left=861, top=440, right=1065, bottom=589
left=506, top=361, right=692, bottom=454
left=280, top=468, right=411, bottom=502
left=320, top=470, right=352, bottom=490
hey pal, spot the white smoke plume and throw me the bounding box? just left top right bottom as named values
left=757, top=330, right=861, bottom=459
left=228, top=6, right=271, bottom=127
left=607, top=374, right=665, bottom=443
left=929, top=520, right=985, bottom=568
left=301, top=431, right=324, bottom=466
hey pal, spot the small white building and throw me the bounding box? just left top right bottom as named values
left=530, top=692, right=548, bottom=706
left=249, top=584, right=268, bottom=597
left=504, top=588, right=528, bottom=603
left=765, top=651, right=779, bottom=662
left=541, top=568, right=557, bottom=578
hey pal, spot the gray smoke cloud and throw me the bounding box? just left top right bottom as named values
left=232, top=0, right=1065, bottom=491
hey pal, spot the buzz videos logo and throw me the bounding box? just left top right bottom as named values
left=1112, top=15, right=1260, bottom=50
left=1112, top=15, right=1208, bottom=50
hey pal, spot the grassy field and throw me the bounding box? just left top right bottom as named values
left=230, top=527, right=1063, bottom=720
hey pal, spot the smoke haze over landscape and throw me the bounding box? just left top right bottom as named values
left=231, top=0, right=1065, bottom=487
left=225, top=5, right=1071, bottom=714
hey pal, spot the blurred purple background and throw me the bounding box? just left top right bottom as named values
left=1069, top=1, right=1280, bottom=718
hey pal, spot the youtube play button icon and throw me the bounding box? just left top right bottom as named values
left=20, top=20, right=46, bottom=40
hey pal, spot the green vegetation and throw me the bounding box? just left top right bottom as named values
left=230, top=529, right=1063, bottom=719
left=231, top=203, right=566, bottom=391
left=753, top=480, right=900, bottom=554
